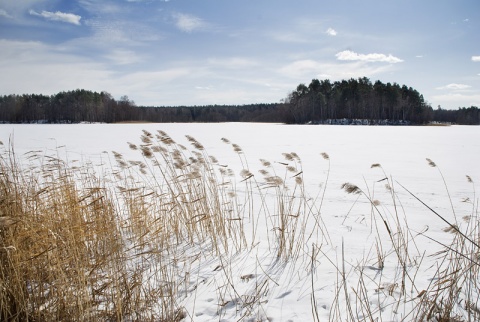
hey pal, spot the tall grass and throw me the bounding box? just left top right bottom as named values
left=332, top=161, right=480, bottom=321
left=0, top=132, right=478, bottom=321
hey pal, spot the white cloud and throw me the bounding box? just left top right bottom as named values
left=0, top=39, right=194, bottom=105
left=0, top=9, right=13, bottom=18
left=207, top=57, right=259, bottom=69
left=82, top=19, right=163, bottom=46
left=278, top=59, right=394, bottom=80
left=336, top=50, right=403, bottom=63
left=173, top=13, right=206, bottom=33
left=279, top=60, right=322, bottom=78
left=269, top=31, right=311, bottom=43
left=78, top=1, right=124, bottom=15
left=1, top=0, right=48, bottom=15
left=431, top=93, right=480, bottom=108
left=114, top=68, right=193, bottom=93
left=106, top=49, right=141, bottom=65
left=29, top=10, right=81, bottom=25
left=472, top=56, right=480, bottom=62
left=326, top=28, right=337, bottom=36
left=271, top=19, right=336, bottom=43
left=0, top=39, right=112, bottom=96
left=195, top=86, right=212, bottom=90
left=436, top=83, right=472, bottom=91
left=0, top=38, right=254, bottom=106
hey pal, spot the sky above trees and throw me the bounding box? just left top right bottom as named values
left=0, top=0, right=479, bottom=108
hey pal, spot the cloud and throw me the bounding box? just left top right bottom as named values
left=436, top=83, right=472, bottom=91
left=29, top=10, right=81, bottom=25
left=278, top=59, right=394, bottom=80
left=207, top=57, right=259, bottom=69
left=269, top=31, right=311, bottom=43
left=325, top=28, right=337, bottom=36
left=270, top=19, right=336, bottom=43
left=279, top=60, right=323, bottom=78
left=0, top=39, right=192, bottom=105
left=106, top=49, right=141, bottom=65
left=1, top=0, right=47, bottom=16
left=336, top=50, right=403, bottom=63
left=173, top=13, right=206, bottom=32
left=431, top=93, right=480, bottom=108
left=472, top=56, right=480, bottom=62
left=0, top=9, right=13, bottom=18
left=0, top=39, right=112, bottom=96
left=195, top=86, right=212, bottom=90
left=78, top=0, right=124, bottom=15
left=83, top=20, right=163, bottom=46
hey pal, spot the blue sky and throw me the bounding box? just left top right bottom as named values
left=0, top=0, right=479, bottom=108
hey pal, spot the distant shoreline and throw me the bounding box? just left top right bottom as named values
left=0, top=120, right=457, bottom=126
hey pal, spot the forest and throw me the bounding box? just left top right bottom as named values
left=0, top=78, right=478, bottom=125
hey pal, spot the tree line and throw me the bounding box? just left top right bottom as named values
left=0, top=89, right=284, bottom=124
left=0, top=79, right=478, bottom=124
left=284, top=78, right=479, bottom=125
left=286, top=77, right=425, bottom=124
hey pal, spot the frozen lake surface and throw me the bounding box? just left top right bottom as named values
left=1, top=123, right=479, bottom=321
left=2, top=122, right=478, bottom=184
left=3, top=123, right=477, bottom=212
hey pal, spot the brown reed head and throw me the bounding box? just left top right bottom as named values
left=240, top=169, right=253, bottom=178
left=260, top=159, right=271, bottom=167
left=232, top=144, right=243, bottom=153
left=287, top=166, right=297, bottom=173
left=185, top=135, right=204, bottom=150
left=282, top=153, right=294, bottom=161
left=141, top=146, right=153, bottom=159
left=341, top=182, right=361, bottom=194
left=426, top=158, right=436, bottom=167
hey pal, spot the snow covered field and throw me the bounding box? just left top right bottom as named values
left=1, top=123, right=479, bottom=321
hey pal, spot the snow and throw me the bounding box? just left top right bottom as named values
left=1, top=123, right=479, bottom=321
